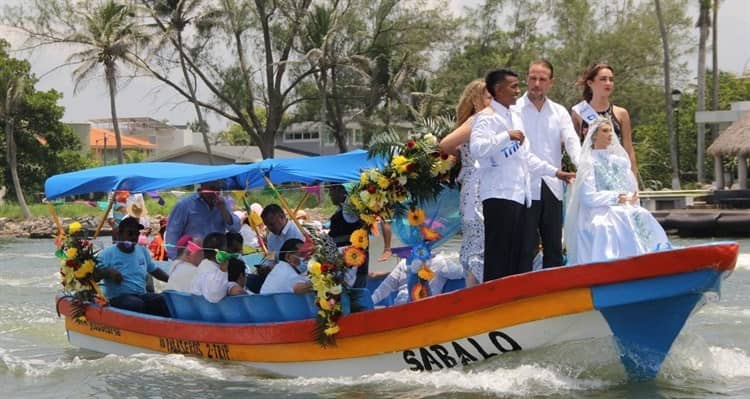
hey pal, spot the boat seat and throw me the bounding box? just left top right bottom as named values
left=161, top=288, right=372, bottom=323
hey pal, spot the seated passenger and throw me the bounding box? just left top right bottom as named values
left=95, top=217, right=171, bottom=317
left=227, top=258, right=251, bottom=296
left=260, top=238, right=313, bottom=295
left=164, top=235, right=203, bottom=292
left=226, top=231, right=244, bottom=255
left=189, top=232, right=230, bottom=303
left=564, top=117, right=670, bottom=264
left=370, top=253, right=463, bottom=306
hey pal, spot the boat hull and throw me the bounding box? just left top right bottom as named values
left=58, top=243, right=738, bottom=379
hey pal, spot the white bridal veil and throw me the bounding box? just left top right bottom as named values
left=563, top=116, right=635, bottom=265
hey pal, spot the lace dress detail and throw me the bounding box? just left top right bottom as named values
left=593, top=154, right=653, bottom=254
left=458, top=143, right=484, bottom=282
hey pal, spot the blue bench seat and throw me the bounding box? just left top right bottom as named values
left=162, top=288, right=372, bottom=324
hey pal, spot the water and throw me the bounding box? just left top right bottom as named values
left=1, top=237, right=749, bottom=398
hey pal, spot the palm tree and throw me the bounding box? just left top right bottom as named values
left=142, top=0, right=216, bottom=163
left=696, top=0, right=711, bottom=184
left=66, top=0, right=146, bottom=165
left=655, top=0, right=680, bottom=189
left=0, top=66, right=32, bottom=219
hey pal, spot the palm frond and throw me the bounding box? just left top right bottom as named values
left=367, top=127, right=402, bottom=159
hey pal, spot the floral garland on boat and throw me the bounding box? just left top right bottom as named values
left=55, top=221, right=106, bottom=323
left=308, top=124, right=457, bottom=346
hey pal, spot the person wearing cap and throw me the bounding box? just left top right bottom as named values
left=94, top=217, right=171, bottom=317
left=164, top=235, right=203, bottom=292
left=234, top=210, right=259, bottom=251
left=165, top=180, right=241, bottom=260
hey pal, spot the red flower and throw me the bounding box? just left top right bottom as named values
left=406, top=140, right=415, bottom=148
left=367, top=185, right=377, bottom=194
left=406, top=163, right=417, bottom=173
left=66, top=259, right=80, bottom=268
left=440, top=152, right=449, bottom=160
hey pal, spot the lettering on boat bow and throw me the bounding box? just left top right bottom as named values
left=402, top=330, right=521, bottom=371
left=88, top=322, right=121, bottom=337
left=157, top=337, right=231, bottom=360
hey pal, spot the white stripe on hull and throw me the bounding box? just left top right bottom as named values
left=68, top=310, right=613, bottom=377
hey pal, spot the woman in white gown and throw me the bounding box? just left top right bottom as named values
left=564, top=117, right=669, bottom=265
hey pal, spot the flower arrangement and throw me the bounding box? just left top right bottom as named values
left=308, top=120, right=457, bottom=346
left=305, top=229, right=353, bottom=346
left=346, top=132, right=456, bottom=225
left=55, top=221, right=105, bottom=323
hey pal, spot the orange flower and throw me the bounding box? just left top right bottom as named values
left=421, top=226, right=441, bottom=241
left=343, top=246, right=367, bottom=267
left=408, top=208, right=425, bottom=226
left=417, top=265, right=435, bottom=281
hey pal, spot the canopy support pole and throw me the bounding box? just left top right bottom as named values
left=93, top=197, right=115, bottom=239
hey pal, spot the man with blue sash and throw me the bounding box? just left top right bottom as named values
left=470, top=68, right=575, bottom=281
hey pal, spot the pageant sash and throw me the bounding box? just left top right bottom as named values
left=572, top=101, right=599, bottom=125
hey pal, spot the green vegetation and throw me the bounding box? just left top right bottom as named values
left=0, top=186, right=337, bottom=220
left=0, top=0, right=743, bottom=218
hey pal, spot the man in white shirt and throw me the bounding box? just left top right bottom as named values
left=470, top=68, right=575, bottom=282
left=164, top=235, right=203, bottom=292
left=260, top=238, right=313, bottom=294
left=261, top=204, right=305, bottom=261
left=515, top=60, right=582, bottom=271
left=189, top=232, right=230, bottom=303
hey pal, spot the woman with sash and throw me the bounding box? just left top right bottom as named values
left=571, top=63, right=638, bottom=180
left=563, top=117, right=669, bottom=265
left=439, top=79, right=492, bottom=287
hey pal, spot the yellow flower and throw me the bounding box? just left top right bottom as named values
left=66, top=247, right=78, bottom=259
left=408, top=208, right=425, bottom=226
left=324, top=324, right=340, bottom=336
left=349, top=228, right=369, bottom=249
left=343, top=246, right=367, bottom=267
left=360, top=172, right=369, bottom=185
left=308, top=260, right=322, bottom=276
left=349, top=194, right=363, bottom=211
left=68, top=222, right=82, bottom=235
left=417, top=265, right=435, bottom=281
left=319, top=298, right=332, bottom=311
left=392, top=155, right=411, bottom=174
left=360, top=213, right=377, bottom=225
left=74, top=259, right=95, bottom=279
left=377, top=176, right=390, bottom=189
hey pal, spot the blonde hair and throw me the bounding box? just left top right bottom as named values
left=455, top=79, right=487, bottom=126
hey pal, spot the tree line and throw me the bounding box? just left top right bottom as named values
left=1, top=0, right=748, bottom=217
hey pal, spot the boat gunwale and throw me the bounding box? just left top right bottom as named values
left=57, top=242, right=738, bottom=345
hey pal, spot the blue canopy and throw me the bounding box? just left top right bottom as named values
left=45, top=150, right=386, bottom=199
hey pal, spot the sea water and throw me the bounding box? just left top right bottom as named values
left=1, top=237, right=749, bottom=398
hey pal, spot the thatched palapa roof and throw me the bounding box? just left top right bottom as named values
left=707, top=111, right=750, bottom=156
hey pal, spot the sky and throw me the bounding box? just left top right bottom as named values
left=0, top=0, right=748, bottom=132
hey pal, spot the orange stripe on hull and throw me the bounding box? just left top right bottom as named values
left=66, top=288, right=593, bottom=362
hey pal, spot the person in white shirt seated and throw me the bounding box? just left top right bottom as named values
left=164, top=235, right=203, bottom=292
left=189, top=232, right=230, bottom=303
left=260, top=238, right=313, bottom=295
left=227, top=258, right=251, bottom=296
left=369, top=253, right=464, bottom=306
left=563, top=117, right=670, bottom=265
